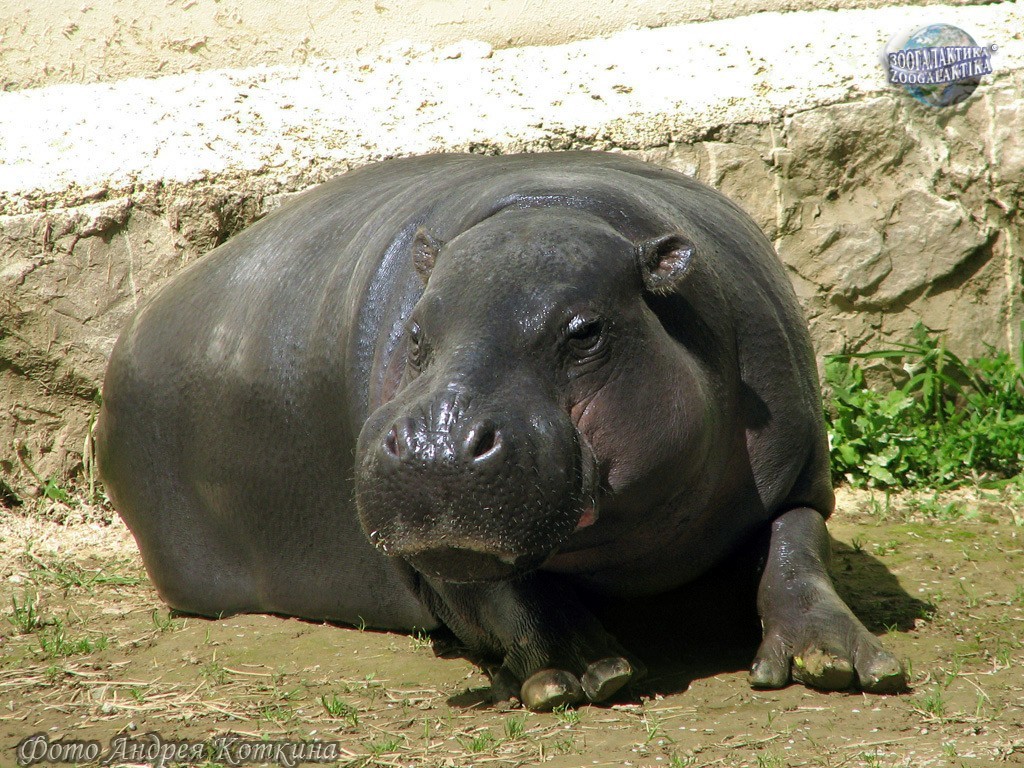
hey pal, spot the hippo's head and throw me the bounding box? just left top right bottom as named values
left=355, top=205, right=707, bottom=583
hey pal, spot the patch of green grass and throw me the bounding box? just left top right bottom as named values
left=256, top=701, right=294, bottom=724
left=37, top=619, right=108, bottom=658
left=642, top=713, right=666, bottom=744
left=957, top=581, right=980, bottom=609
left=151, top=609, right=181, bottom=632
left=128, top=686, right=148, bottom=703
left=43, top=664, right=64, bottom=683
left=366, top=736, right=403, bottom=756
left=459, top=729, right=497, bottom=753
left=905, top=495, right=975, bottom=522
left=504, top=714, right=527, bottom=740
left=200, top=661, right=229, bottom=685
left=941, top=655, right=965, bottom=687
left=409, top=628, right=431, bottom=650
left=993, top=639, right=1015, bottom=668
left=29, top=558, right=142, bottom=592
left=916, top=687, right=948, bottom=720
left=329, top=675, right=385, bottom=705
left=8, top=592, right=42, bottom=634
left=549, top=735, right=577, bottom=754
left=552, top=703, right=581, bottom=726
left=825, top=323, right=1024, bottom=491
left=253, top=685, right=302, bottom=724
left=18, top=445, right=112, bottom=511
left=320, top=694, right=359, bottom=726
left=669, top=754, right=697, bottom=768
left=756, top=752, right=784, bottom=768
left=871, top=539, right=900, bottom=556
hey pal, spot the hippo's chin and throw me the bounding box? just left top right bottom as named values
left=404, top=546, right=544, bottom=582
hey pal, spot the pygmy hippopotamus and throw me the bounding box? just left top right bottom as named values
left=96, top=151, right=906, bottom=710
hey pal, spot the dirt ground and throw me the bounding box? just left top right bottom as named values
left=1, top=487, right=1022, bottom=768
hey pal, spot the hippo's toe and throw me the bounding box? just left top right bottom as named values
left=581, top=656, right=637, bottom=701
left=851, top=647, right=907, bottom=694
left=520, top=669, right=586, bottom=711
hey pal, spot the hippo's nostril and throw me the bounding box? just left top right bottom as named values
left=382, top=419, right=413, bottom=461
left=384, top=428, right=399, bottom=457
left=464, top=421, right=502, bottom=463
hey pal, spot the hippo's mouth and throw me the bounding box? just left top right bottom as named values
left=403, top=545, right=536, bottom=582
left=575, top=504, right=598, bottom=531
left=573, top=430, right=601, bottom=532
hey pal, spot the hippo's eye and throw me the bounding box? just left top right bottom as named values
left=566, top=314, right=605, bottom=357
left=407, top=321, right=424, bottom=370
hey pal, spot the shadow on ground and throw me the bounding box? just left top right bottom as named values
left=601, top=535, right=931, bottom=700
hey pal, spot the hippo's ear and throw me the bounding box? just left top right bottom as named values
left=635, top=234, right=696, bottom=295
left=412, top=228, right=443, bottom=283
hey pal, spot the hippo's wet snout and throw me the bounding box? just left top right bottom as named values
left=356, top=391, right=591, bottom=582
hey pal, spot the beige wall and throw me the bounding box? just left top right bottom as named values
left=0, top=0, right=997, bottom=90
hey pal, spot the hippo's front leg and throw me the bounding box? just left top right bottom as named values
left=750, top=507, right=907, bottom=693
left=419, top=573, right=639, bottom=710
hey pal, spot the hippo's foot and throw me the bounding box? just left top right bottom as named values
left=750, top=507, right=907, bottom=694
left=420, top=574, right=643, bottom=711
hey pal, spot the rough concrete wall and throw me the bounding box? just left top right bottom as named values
left=0, top=0, right=998, bottom=90
left=1, top=4, right=1021, bottom=500
left=660, top=91, right=1023, bottom=358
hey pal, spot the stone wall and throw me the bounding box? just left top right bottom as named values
left=1, top=4, right=1021, bottom=501
left=666, top=90, right=1023, bottom=357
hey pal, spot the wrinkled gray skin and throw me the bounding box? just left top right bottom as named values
left=97, top=152, right=905, bottom=711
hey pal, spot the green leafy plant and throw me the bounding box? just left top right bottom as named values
left=41, top=478, right=72, bottom=505
left=825, top=323, right=1024, bottom=490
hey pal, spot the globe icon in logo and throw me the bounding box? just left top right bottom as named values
left=887, top=24, right=995, bottom=108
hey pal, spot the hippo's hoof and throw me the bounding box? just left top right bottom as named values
left=520, top=669, right=585, bottom=711
left=581, top=656, right=634, bottom=702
